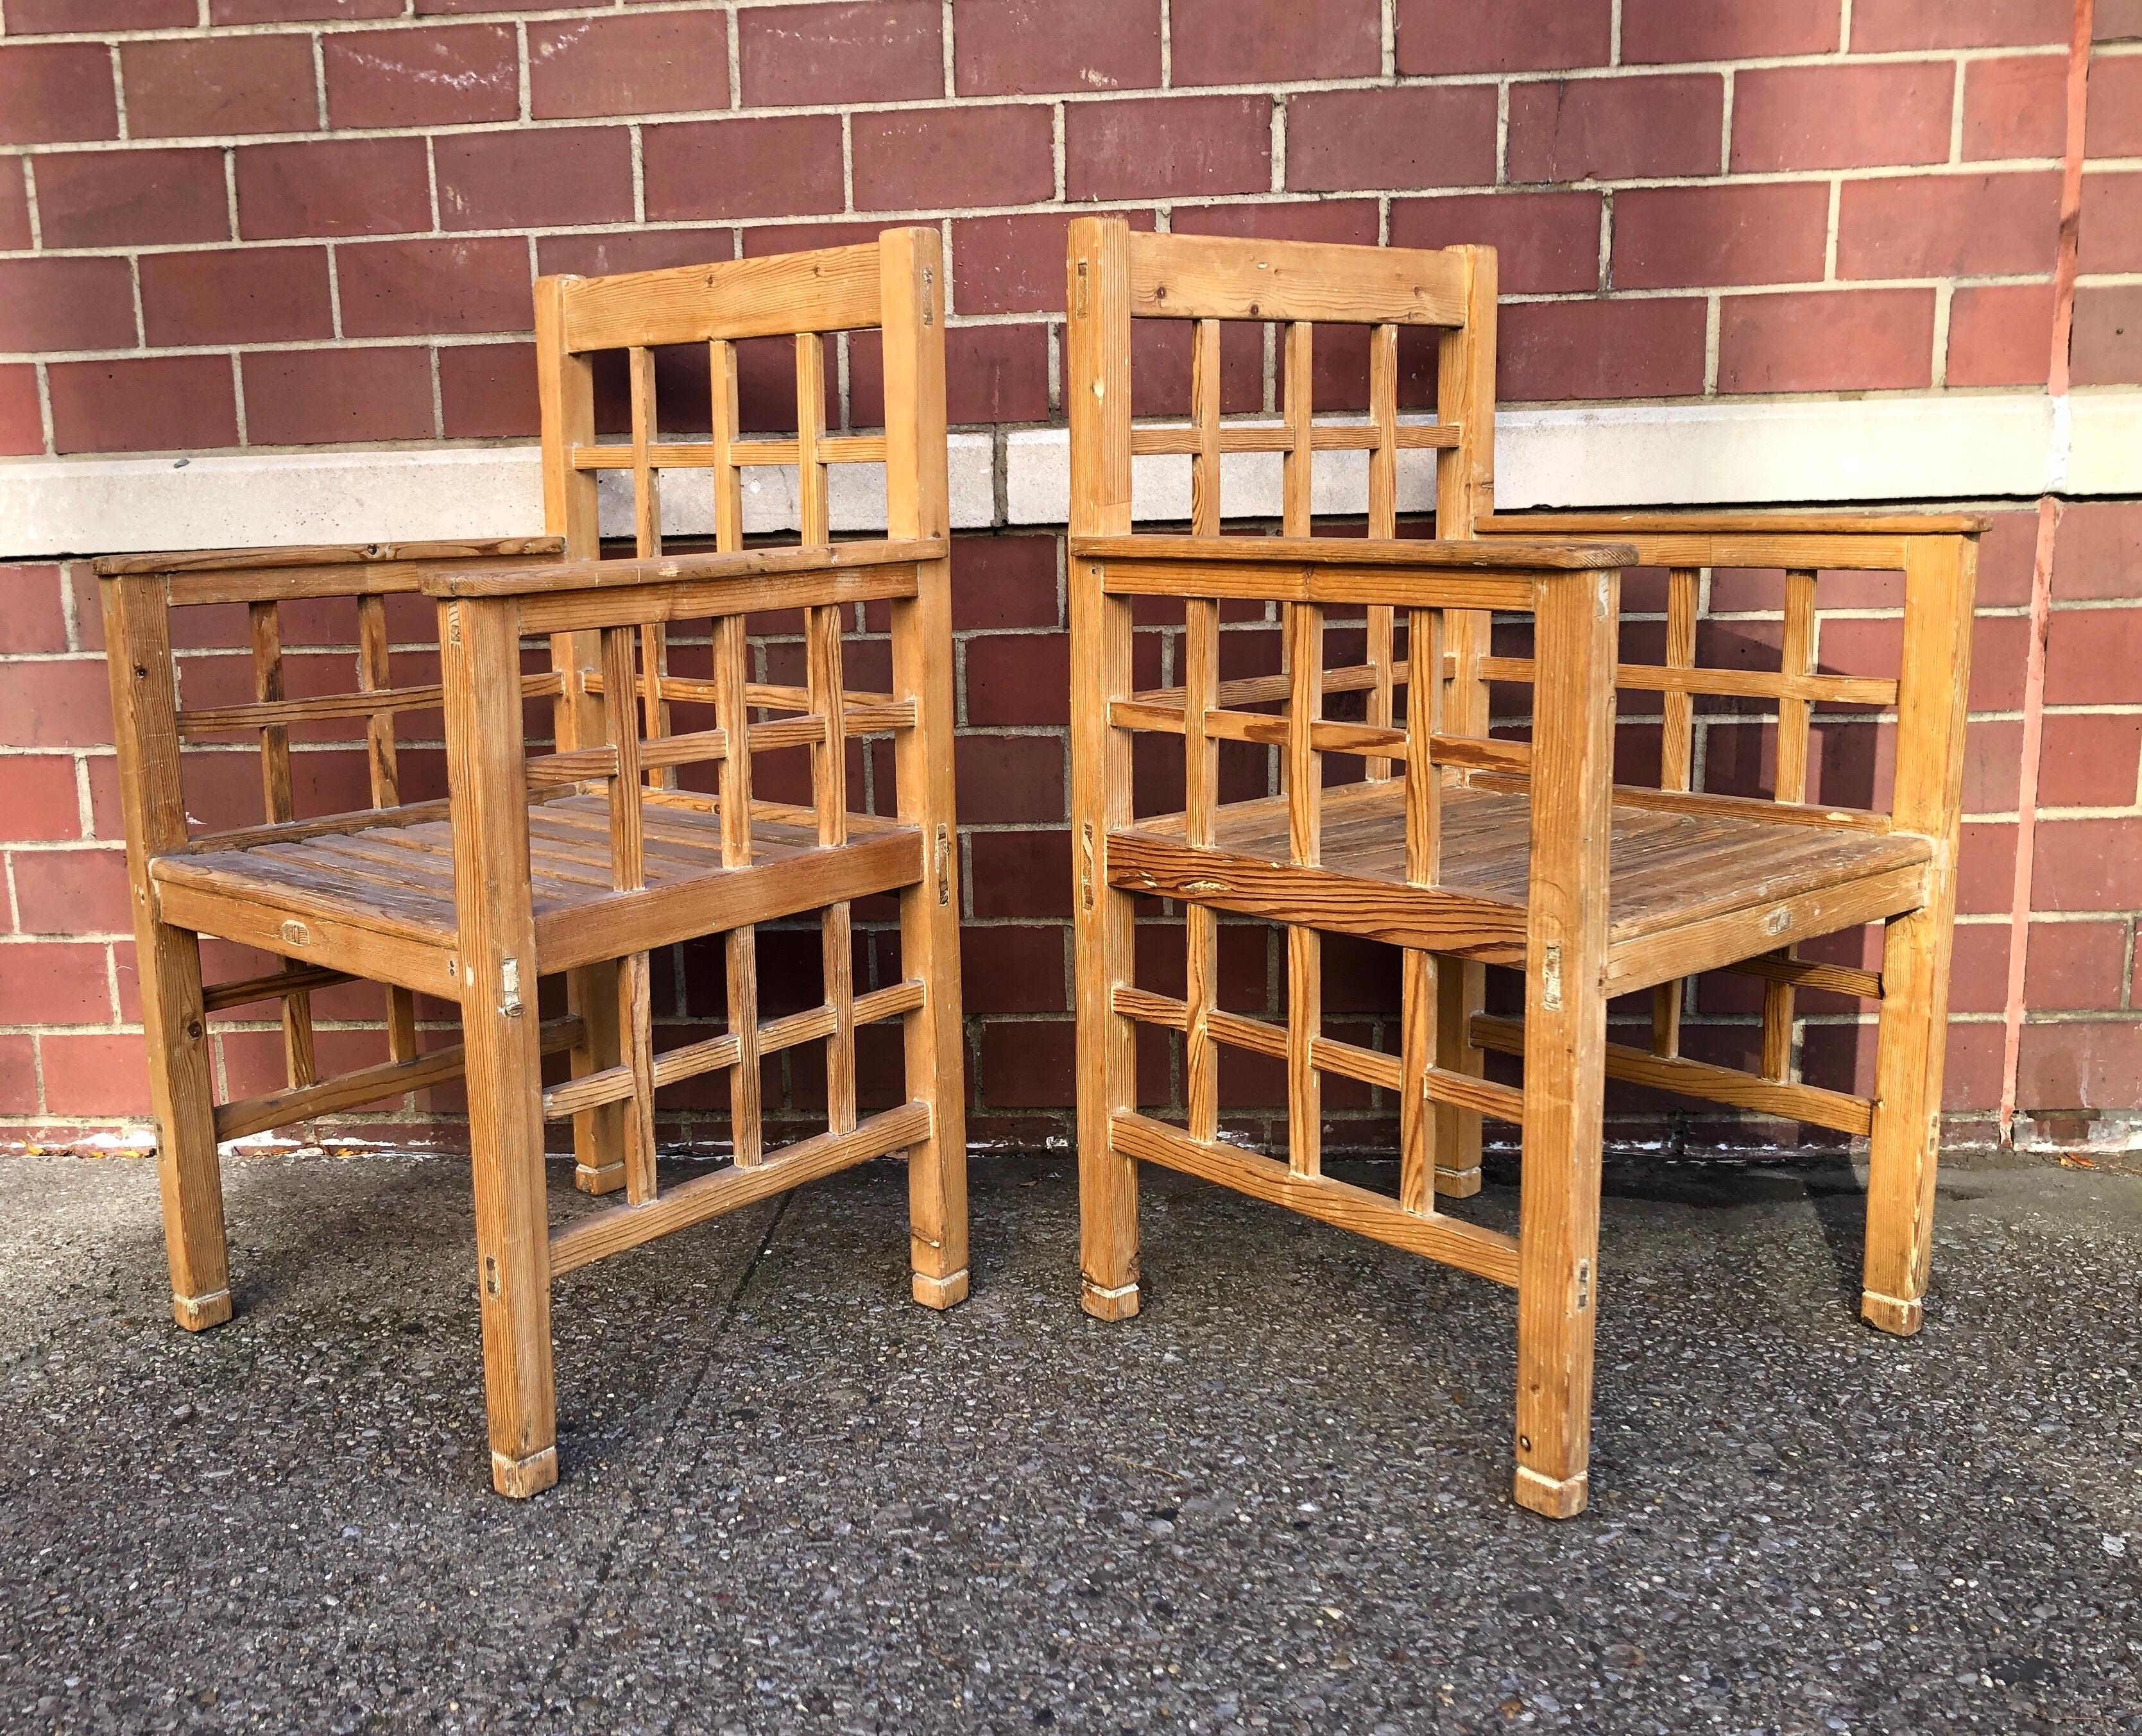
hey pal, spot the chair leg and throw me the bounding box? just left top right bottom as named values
left=566, top=959, right=627, bottom=1195
left=1077, top=884, right=1140, bottom=1322
left=1862, top=905, right=1951, bottom=1337
left=904, top=873, right=970, bottom=1310
left=142, top=922, right=231, bottom=1332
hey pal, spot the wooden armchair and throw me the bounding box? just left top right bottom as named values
left=99, top=229, right=968, bottom=1497
left=1065, top=217, right=1979, bottom=1517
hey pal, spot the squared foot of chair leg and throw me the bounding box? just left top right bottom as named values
left=912, top=1268, right=969, bottom=1309
left=574, top=1161, right=626, bottom=1196
left=1081, top=1279, right=1140, bottom=1322
left=491, top=1445, right=559, bottom=1499
left=172, top=1289, right=232, bottom=1332
left=1512, top=1465, right=1589, bottom=1519
left=1434, top=1165, right=1483, bottom=1200
left=1861, top=1288, right=1923, bottom=1336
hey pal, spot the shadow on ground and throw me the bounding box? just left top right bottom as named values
left=2, top=1151, right=2138, bottom=1734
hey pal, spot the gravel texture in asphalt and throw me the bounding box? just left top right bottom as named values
left=1, top=1149, right=2138, bottom=1735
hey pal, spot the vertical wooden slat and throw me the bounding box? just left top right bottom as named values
left=1761, top=569, right=1819, bottom=1082
left=1650, top=565, right=1701, bottom=1059
left=795, top=330, right=830, bottom=547
left=1863, top=534, right=1976, bottom=1337
left=1364, top=321, right=1399, bottom=781
left=536, top=274, right=628, bottom=1198
left=626, top=346, right=674, bottom=789
left=1285, top=597, right=1321, bottom=1180
left=1190, top=316, right=1221, bottom=537
left=440, top=593, right=556, bottom=1499
left=1398, top=606, right=1444, bottom=1216
left=1068, top=215, right=1140, bottom=1320
left=1182, top=593, right=1219, bottom=1143
left=712, top=607, right=760, bottom=1170
left=104, top=575, right=231, bottom=1332
left=1512, top=564, right=1618, bottom=1521
left=708, top=339, right=745, bottom=553
left=599, top=624, right=657, bottom=1204
left=248, top=599, right=316, bottom=1090
left=356, top=593, right=420, bottom=1068
left=808, top=601, right=856, bottom=1136
left=881, top=225, right=969, bottom=1305
left=1281, top=321, right=1314, bottom=537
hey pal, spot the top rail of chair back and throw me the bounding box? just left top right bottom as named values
left=1113, top=228, right=1475, bottom=327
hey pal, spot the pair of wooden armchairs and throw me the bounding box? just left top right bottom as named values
left=104, top=223, right=1976, bottom=1518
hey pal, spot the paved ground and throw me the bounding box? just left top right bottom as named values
left=1, top=1149, right=2138, bottom=1735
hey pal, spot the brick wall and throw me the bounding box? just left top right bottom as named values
left=1, top=0, right=2138, bottom=1155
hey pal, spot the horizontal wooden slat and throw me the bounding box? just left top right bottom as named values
left=525, top=742, right=622, bottom=787
left=571, top=435, right=888, bottom=471
left=1075, top=532, right=1627, bottom=571
left=1471, top=1014, right=1873, bottom=1136
left=558, top=242, right=886, bottom=351
left=1478, top=656, right=1899, bottom=708
left=201, top=962, right=354, bottom=1014
left=515, top=563, right=922, bottom=636
left=549, top=1099, right=931, bottom=1275
left=1726, top=950, right=1883, bottom=1000
left=1099, top=560, right=1536, bottom=613
left=180, top=671, right=564, bottom=736
left=1111, top=1112, right=1520, bottom=1286
left=1126, top=420, right=1462, bottom=456
left=216, top=1014, right=582, bottom=1142
left=582, top=673, right=915, bottom=733
left=1126, top=231, right=1469, bottom=325
left=1460, top=772, right=1896, bottom=837
left=97, top=538, right=565, bottom=602
left=638, top=727, right=732, bottom=770
left=1109, top=696, right=1530, bottom=774
left=1478, top=508, right=1988, bottom=537
left=424, top=534, right=941, bottom=600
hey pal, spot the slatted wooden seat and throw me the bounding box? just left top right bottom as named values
left=99, top=229, right=968, bottom=1497
left=1066, top=217, right=1981, bottom=1518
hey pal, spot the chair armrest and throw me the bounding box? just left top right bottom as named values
left=94, top=536, right=569, bottom=604
left=1477, top=510, right=1991, bottom=538
left=1070, top=532, right=1631, bottom=571
left=420, top=535, right=948, bottom=597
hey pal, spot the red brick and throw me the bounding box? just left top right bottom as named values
left=1171, top=199, right=1378, bottom=246
left=1508, top=73, right=1722, bottom=183
left=39, top=1032, right=151, bottom=1116
left=1962, top=53, right=2067, bottom=160
left=2023, top=920, right=2130, bottom=1012
left=0, top=367, right=40, bottom=456
left=963, top=632, right=1069, bottom=727
left=1500, top=296, right=1708, bottom=400
left=950, top=532, right=1058, bottom=631
left=0, top=940, right=113, bottom=1025
left=1718, top=289, right=1936, bottom=393
left=2055, top=503, right=2142, bottom=600
left=851, top=320, right=1051, bottom=426
left=536, top=226, right=734, bottom=278
left=140, top=246, right=333, bottom=346
left=1975, top=509, right=2039, bottom=608
left=1955, top=819, right=2016, bottom=915
left=529, top=9, right=730, bottom=121
left=852, top=105, right=1054, bottom=212
left=0, top=257, right=136, bottom=352
left=322, top=24, right=517, bottom=129
left=2017, top=1019, right=2142, bottom=1114
left=0, top=565, right=65, bottom=654
left=438, top=341, right=538, bottom=438
left=1066, top=94, right=1269, bottom=201
left=966, top=827, right=1070, bottom=918
left=2087, top=51, right=2142, bottom=155
left=952, top=0, right=1160, bottom=96
left=435, top=126, right=634, bottom=231
left=11, top=846, right=129, bottom=932
left=960, top=924, right=1068, bottom=1014
left=0, top=756, right=83, bottom=840
left=1731, top=63, right=1954, bottom=172
left=241, top=346, right=434, bottom=447
left=977, top=1017, right=1073, bottom=1106
left=9, top=0, right=194, bottom=26
left=954, top=731, right=1066, bottom=822
left=738, top=1, right=942, bottom=106
left=2071, top=284, right=2142, bottom=387
left=1396, top=0, right=1610, bottom=73
left=121, top=35, right=318, bottom=139
left=1613, top=182, right=1829, bottom=289
left=2044, top=604, right=2142, bottom=706
left=336, top=237, right=532, bottom=337
left=952, top=208, right=1152, bottom=316
left=2030, top=818, right=2142, bottom=911
left=1621, top=0, right=1841, bottom=62
left=2039, top=712, right=2142, bottom=808
left=1837, top=172, right=2061, bottom=279
left=0, top=660, right=116, bottom=749
left=0, top=1032, right=34, bottom=1114
left=0, top=164, right=25, bottom=249
left=414, top=0, right=584, bottom=10
left=2102, top=0, right=2142, bottom=40
left=1287, top=87, right=1496, bottom=193
left=237, top=137, right=432, bottom=240
left=1947, top=282, right=2054, bottom=386
left=1391, top=191, right=1602, bottom=294
left=2080, top=173, right=2142, bottom=273
left=212, top=0, right=402, bottom=20
left=1853, top=0, right=2068, bottom=49
left=644, top=115, right=845, bottom=221
left=0, top=44, right=116, bottom=145
left=32, top=148, right=228, bottom=248
left=1944, top=920, right=2012, bottom=1014
left=1171, top=0, right=1378, bottom=83
left=48, top=354, right=239, bottom=454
